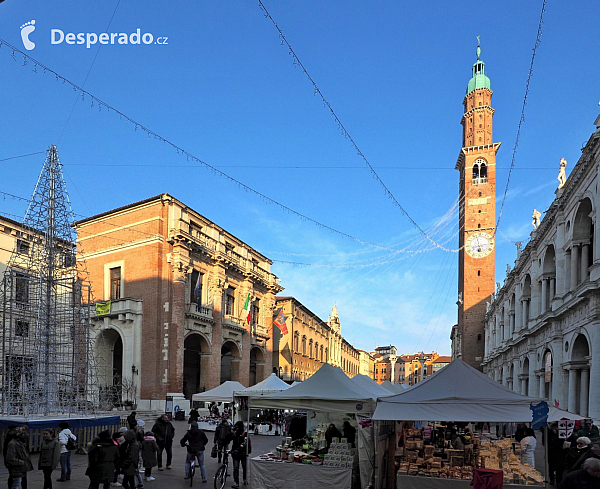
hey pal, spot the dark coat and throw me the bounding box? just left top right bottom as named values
left=564, top=446, right=594, bottom=473
left=325, top=426, right=342, bottom=448
left=126, top=413, right=138, bottom=430
left=5, top=438, right=33, bottom=477
left=188, top=409, right=200, bottom=423
left=214, top=422, right=232, bottom=445
left=180, top=427, right=209, bottom=454
left=86, top=439, right=119, bottom=483
left=119, top=432, right=140, bottom=476
left=558, top=468, right=600, bottom=489
left=141, top=436, right=159, bottom=468
left=231, top=429, right=251, bottom=461
left=343, top=424, right=357, bottom=448
left=38, top=438, right=61, bottom=470
left=151, top=418, right=175, bottom=444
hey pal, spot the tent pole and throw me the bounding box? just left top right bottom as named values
left=544, top=424, right=549, bottom=489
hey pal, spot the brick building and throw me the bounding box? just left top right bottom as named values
left=272, top=298, right=359, bottom=381
left=75, top=193, right=283, bottom=409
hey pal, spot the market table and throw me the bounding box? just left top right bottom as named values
left=249, top=457, right=351, bottom=489
left=397, top=474, right=542, bottom=489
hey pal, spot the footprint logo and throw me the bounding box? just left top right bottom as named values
left=20, top=20, right=36, bottom=51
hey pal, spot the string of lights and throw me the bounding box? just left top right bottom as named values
left=495, top=0, right=547, bottom=232
left=257, top=0, right=457, bottom=253
left=0, top=38, right=450, bottom=256
left=0, top=151, right=45, bottom=163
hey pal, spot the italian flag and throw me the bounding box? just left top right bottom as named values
left=241, top=292, right=251, bottom=324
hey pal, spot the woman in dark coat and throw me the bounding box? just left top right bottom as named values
left=230, top=421, right=251, bottom=489
left=141, top=432, right=159, bottom=480
left=563, top=436, right=595, bottom=479
left=86, top=430, right=119, bottom=489
left=119, top=430, right=140, bottom=489
left=38, top=428, right=61, bottom=489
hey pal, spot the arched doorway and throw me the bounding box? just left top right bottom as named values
left=184, top=334, right=210, bottom=399
left=521, top=358, right=529, bottom=396
left=542, top=350, right=552, bottom=400
left=570, top=334, right=590, bottom=415
left=249, top=347, right=265, bottom=386
left=221, top=341, right=241, bottom=383
left=95, top=328, right=123, bottom=409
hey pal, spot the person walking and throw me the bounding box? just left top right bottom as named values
left=38, top=429, right=61, bottom=489
left=127, top=413, right=138, bottom=431
left=86, top=430, right=120, bottom=489
left=563, top=436, right=594, bottom=479
left=575, top=419, right=600, bottom=439
left=141, top=432, right=159, bottom=482
left=180, top=421, right=209, bottom=483
left=119, top=431, right=140, bottom=489
left=558, top=457, right=600, bottom=489
left=151, top=415, right=174, bottom=471
left=57, top=422, right=77, bottom=482
left=545, top=423, right=564, bottom=485
left=213, top=419, right=232, bottom=464
left=520, top=427, right=537, bottom=468
left=230, top=421, right=251, bottom=489
left=5, top=427, right=33, bottom=489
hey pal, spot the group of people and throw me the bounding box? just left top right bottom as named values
left=3, top=422, right=77, bottom=489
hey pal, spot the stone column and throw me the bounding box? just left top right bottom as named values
left=208, top=274, right=226, bottom=390
left=170, top=265, right=188, bottom=395
left=582, top=243, right=590, bottom=282
left=521, top=300, right=528, bottom=330
left=590, top=344, right=600, bottom=420
left=571, top=245, right=579, bottom=291
left=509, top=312, right=515, bottom=336
left=567, top=367, right=578, bottom=413
left=539, top=374, right=546, bottom=399
left=580, top=368, right=590, bottom=417
left=520, top=376, right=527, bottom=396
left=541, top=279, right=548, bottom=312
left=529, top=361, right=537, bottom=397
left=549, top=277, right=556, bottom=302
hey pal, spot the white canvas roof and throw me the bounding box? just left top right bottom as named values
left=353, top=374, right=395, bottom=398
left=381, top=380, right=407, bottom=393
left=191, top=381, right=245, bottom=403
left=234, top=373, right=291, bottom=397
left=373, top=359, right=584, bottom=422
left=251, top=363, right=376, bottom=413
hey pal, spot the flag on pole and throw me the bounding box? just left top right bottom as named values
left=273, top=308, right=288, bottom=335
left=194, top=273, right=202, bottom=308
left=241, top=292, right=252, bottom=325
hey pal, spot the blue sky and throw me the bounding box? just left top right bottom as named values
left=1, top=1, right=599, bottom=355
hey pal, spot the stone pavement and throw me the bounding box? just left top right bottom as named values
left=0, top=419, right=279, bottom=489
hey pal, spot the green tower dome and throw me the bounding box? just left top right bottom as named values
left=466, top=38, right=491, bottom=95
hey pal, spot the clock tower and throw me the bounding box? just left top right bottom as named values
left=455, top=41, right=500, bottom=370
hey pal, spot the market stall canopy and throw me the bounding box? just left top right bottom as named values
left=291, top=381, right=302, bottom=386
left=381, top=380, right=407, bottom=393
left=251, top=363, right=376, bottom=413
left=234, top=373, right=291, bottom=397
left=191, top=381, right=245, bottom=403
left=373, top=359, right=585, bottom=422
left=353, top=374, right=395, bottom=398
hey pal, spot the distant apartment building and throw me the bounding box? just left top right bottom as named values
left=372, top=345, right=398, bottom=384
left=272, top=298, right=359, bottom=381
left=357, top=349, right=375, bottom=379
left=395, top=352, right=451, bottom=386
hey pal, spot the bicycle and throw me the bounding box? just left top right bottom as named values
left=189, top=456, right=196, bottom=487
left=214, top=449, right=231, bottom=489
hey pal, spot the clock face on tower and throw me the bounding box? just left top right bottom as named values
left=465, top=232, right=495, bottom=258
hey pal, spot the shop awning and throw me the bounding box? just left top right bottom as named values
left=191, top=381, right=245, bottom=403
left=234, top=373, right=291, bottom=397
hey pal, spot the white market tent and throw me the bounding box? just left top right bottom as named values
left=234, top=373, right=291, bottom=397
left=191, top=380, right=245, bottom=403
left=373, top=359, right=585, bottom=422
left=251, top=362, right=377, bottom=413
left=353, top=374, right=396, bottom=398
left=380, top=380, right=407, bottom=394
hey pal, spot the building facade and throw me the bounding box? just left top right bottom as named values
left=454, top=44, right=499, bottom=369
left=483, top=113, right=600, bottom=420
left=395, top=352, right=451, bottom=386
left=372, top=345, right=397, bottom=384
left=357, top=349, right=375, bottom=379
left=75, top=193, right=283, bottom=409
left=272, top=298, right=359, bottom=381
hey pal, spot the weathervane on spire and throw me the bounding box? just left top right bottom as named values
left=476, top=36, right=481, bottom=60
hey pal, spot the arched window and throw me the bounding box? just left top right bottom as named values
left=473, top=158, right=487, bottom=184
left=472, top=164, right=479, bottom=181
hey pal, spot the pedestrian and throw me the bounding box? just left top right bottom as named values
left=514, top=423, right=527, bottom=443
left=133, top=420, right=146, bottom=488
left=151, top=415, right=175, bottom=471
left=563, top=436, right=594, bottom=479
left=558, top=457, right=600, bottom=489
left=119, top=431, right=140, bottom=489
left=110, top=431, right=125, bottom=488
left=342, top=421, right=357, bottom=448
left=520, top=427, right=537, bottom=468
left=86, top=430, right=119, bottom=489
left=5, top=427, right=33, bottom=489
left=575, top=419, right=600, bottom=439
left=180, top=421, right=208, bottom=482
left=141, top=432, right=159, bottom=481
left=38, top=428, right=61, bottom=489
left=127, top=412, right=138, bottom=431
left=57, top=422, right=77, bottom=482
left=213, top=418, right=232, bottom=464
left=230, top=421, right=251, bottom=489
left=3, top=425, right=21, bottom=489
left=545, top=423, right=564, bottom=485
left=188, top=408, right=200, bottom=424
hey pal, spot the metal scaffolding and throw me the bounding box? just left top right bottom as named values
left=0, top=145, right=108, bottom=417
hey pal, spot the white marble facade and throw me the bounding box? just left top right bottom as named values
left=483, top=113, right=600, bottom=420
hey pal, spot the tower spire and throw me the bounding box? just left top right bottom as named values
left=476, top=36, right=481, bottom=60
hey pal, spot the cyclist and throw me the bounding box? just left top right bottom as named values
left=230, top=421, right=251, bottom=489
left=180, top=421, right=209, bottom=482
left=213, top=419, right=232, bottom=464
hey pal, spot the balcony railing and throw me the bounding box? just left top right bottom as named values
left=472, top=177, right=488, bottom=185
left=185, top=302, right=213, bottom=319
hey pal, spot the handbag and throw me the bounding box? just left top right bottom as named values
left=210, top=444, right=218, bottom=458
left=66, top=436, right=77, bottom=451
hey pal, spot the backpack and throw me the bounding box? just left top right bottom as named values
left=66, top=435, right=77, bottom=451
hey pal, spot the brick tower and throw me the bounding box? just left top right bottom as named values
left=455, top=40, right=500, bottom=370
